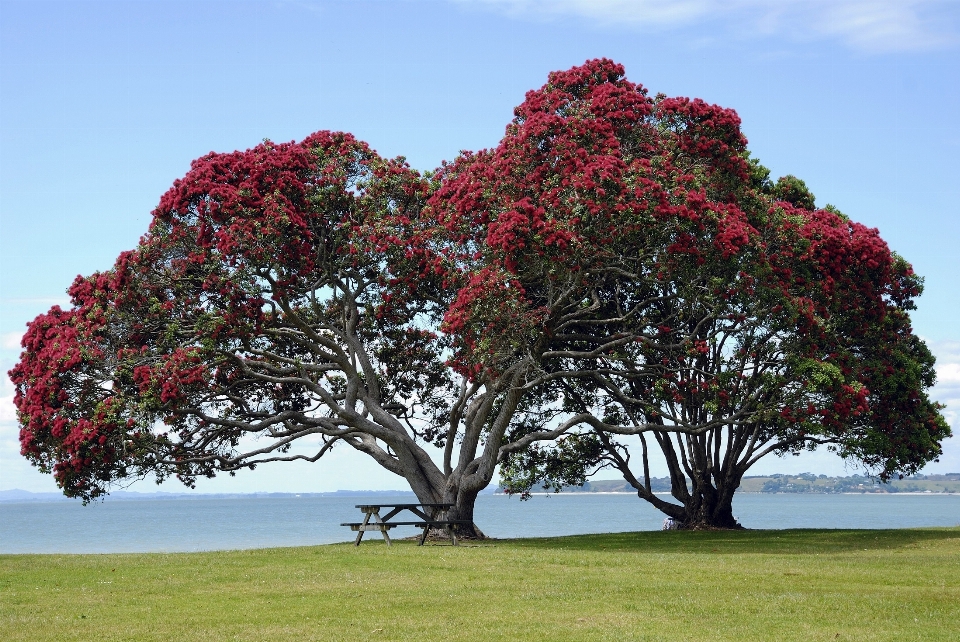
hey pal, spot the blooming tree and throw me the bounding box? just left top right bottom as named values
left=487, top=62, right=949, bottom=528
left=11, top=60, right=949, bottom=533
left=10, top=127, right=608, bottom=536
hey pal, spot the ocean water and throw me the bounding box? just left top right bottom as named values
left=1, top=492, right=958, bottom=554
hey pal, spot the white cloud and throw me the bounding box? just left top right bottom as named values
left=459, top=0, right=958, bottom=52
left=0, top=396, right=15, bottom=424
left=924, top=340, right=960, bottom=473
left=938, top=362, right=960, bottom=386
left=814, top=0, right=957, bottom=52
left=1, top=297, right=70, bottom=306
left=0, top=369, right=17, bottom=424
left=930, top=340, right=960, bottom=396
left=464, top=0, right=716, bottom=27
left=1, top=332, right=24, bottom=351
left=0, top=371, right=27, bottom=490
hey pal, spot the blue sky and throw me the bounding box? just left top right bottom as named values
left=1, top=0, right=958, bottom=493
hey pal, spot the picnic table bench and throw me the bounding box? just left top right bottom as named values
left=341, top=503, right=471, bottom=546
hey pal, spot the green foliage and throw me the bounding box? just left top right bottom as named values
left=500, top=432, right=606, bottom=498
left=772, top=174, right=816, bottom=209
left=745, top=153, right=772, bottom=191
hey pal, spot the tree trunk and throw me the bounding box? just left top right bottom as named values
left=448, top=486, right=486, bottom=539
left=399, top=458, right=487, bottom=540
left=673, top=481, right=742, bottom=530
left=605, top=430, right=745, bottom=530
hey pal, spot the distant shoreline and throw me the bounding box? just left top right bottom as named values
left=507, top=491, right=958, bottom=496
left=2, top=488, right=957, bottom=504
left=3, top=472, right=958, bottom=503
left=0, top=489, right=419, bottom=503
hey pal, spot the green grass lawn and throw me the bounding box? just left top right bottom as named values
left=2, top=529, right=958, bottom=641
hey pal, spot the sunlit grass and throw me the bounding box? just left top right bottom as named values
left=2, top=529, right=958, bottom=641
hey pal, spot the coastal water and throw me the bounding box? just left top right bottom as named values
left=1, top=493, right=958, bottom=554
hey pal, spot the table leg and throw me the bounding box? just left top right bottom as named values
left=355, top=511, right=371, bottom=546
left=418, top=524, right=429, bottom=546
left=372, top=510, right=391, bottom=546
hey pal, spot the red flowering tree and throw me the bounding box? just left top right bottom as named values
left=434, top=59, right=949, bottom=529
left=10, top=125, right=633, bottom=537
left=499, top=191, right=949, bottom=528
left=10, top=132, right=504, bottom=535
left=10, top=60, right=949, bottom=535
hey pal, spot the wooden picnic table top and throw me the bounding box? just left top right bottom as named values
left=355, top=502, right=453, bottom=509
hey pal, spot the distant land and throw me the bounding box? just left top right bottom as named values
left=0, top=489, right=421, bottom=503
left=517, top=473, right=960, bottom=495
left=3, top=474, right=958, bottom=503
left=0, top=485, right=507, bottom=503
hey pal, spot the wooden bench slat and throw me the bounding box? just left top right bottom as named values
left=375, top=520, right=471, bottom=526
left=341, top=523, right=397, bottom=531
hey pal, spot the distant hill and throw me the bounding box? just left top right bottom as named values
left=495, top=473, right=960, bottom=495
left=5, top=474, right=957, bottom=503
left=0, top=489, right=71, bottom=502
left=0, top=489, right=418, bottom=503
left=740, top=473, right=960, bottom=494
left=0, top=487, right=500, bottom=503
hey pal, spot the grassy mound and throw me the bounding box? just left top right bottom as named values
left=2, top=529, right=958, bottom=641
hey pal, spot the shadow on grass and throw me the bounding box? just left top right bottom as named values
left=497, top=527, right=960, bottom=555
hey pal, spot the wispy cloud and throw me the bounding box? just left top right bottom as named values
left=938, top=362, right=960, bottom=386
left=0, top=297, right=69, bottom=306
left=459, top=0, right=958, bottom=52
left=0, top=369, right=16, bottom=424
left=931, top=341, right=960, bottom=399
left=929, top=342, right=960, bottom=469
left=0, top=397, right=15, bottom=424
left=813, top=1, right=957, bottom=52
left=1, top=333, right=24, bottom=351
left=463, top=0, right=715, bottom=27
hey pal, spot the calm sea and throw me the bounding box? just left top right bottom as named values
left=1, top=493, right=958, bottom=554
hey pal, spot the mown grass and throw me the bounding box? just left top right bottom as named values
left=2, top=529, right=958, bottom=641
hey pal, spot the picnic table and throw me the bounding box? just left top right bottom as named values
left=341, top=503, right=471, bottom=546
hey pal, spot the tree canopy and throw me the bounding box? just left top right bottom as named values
left=490, top=66, right=949, bottom=527
left=11, top=59, right=949, bottom=531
